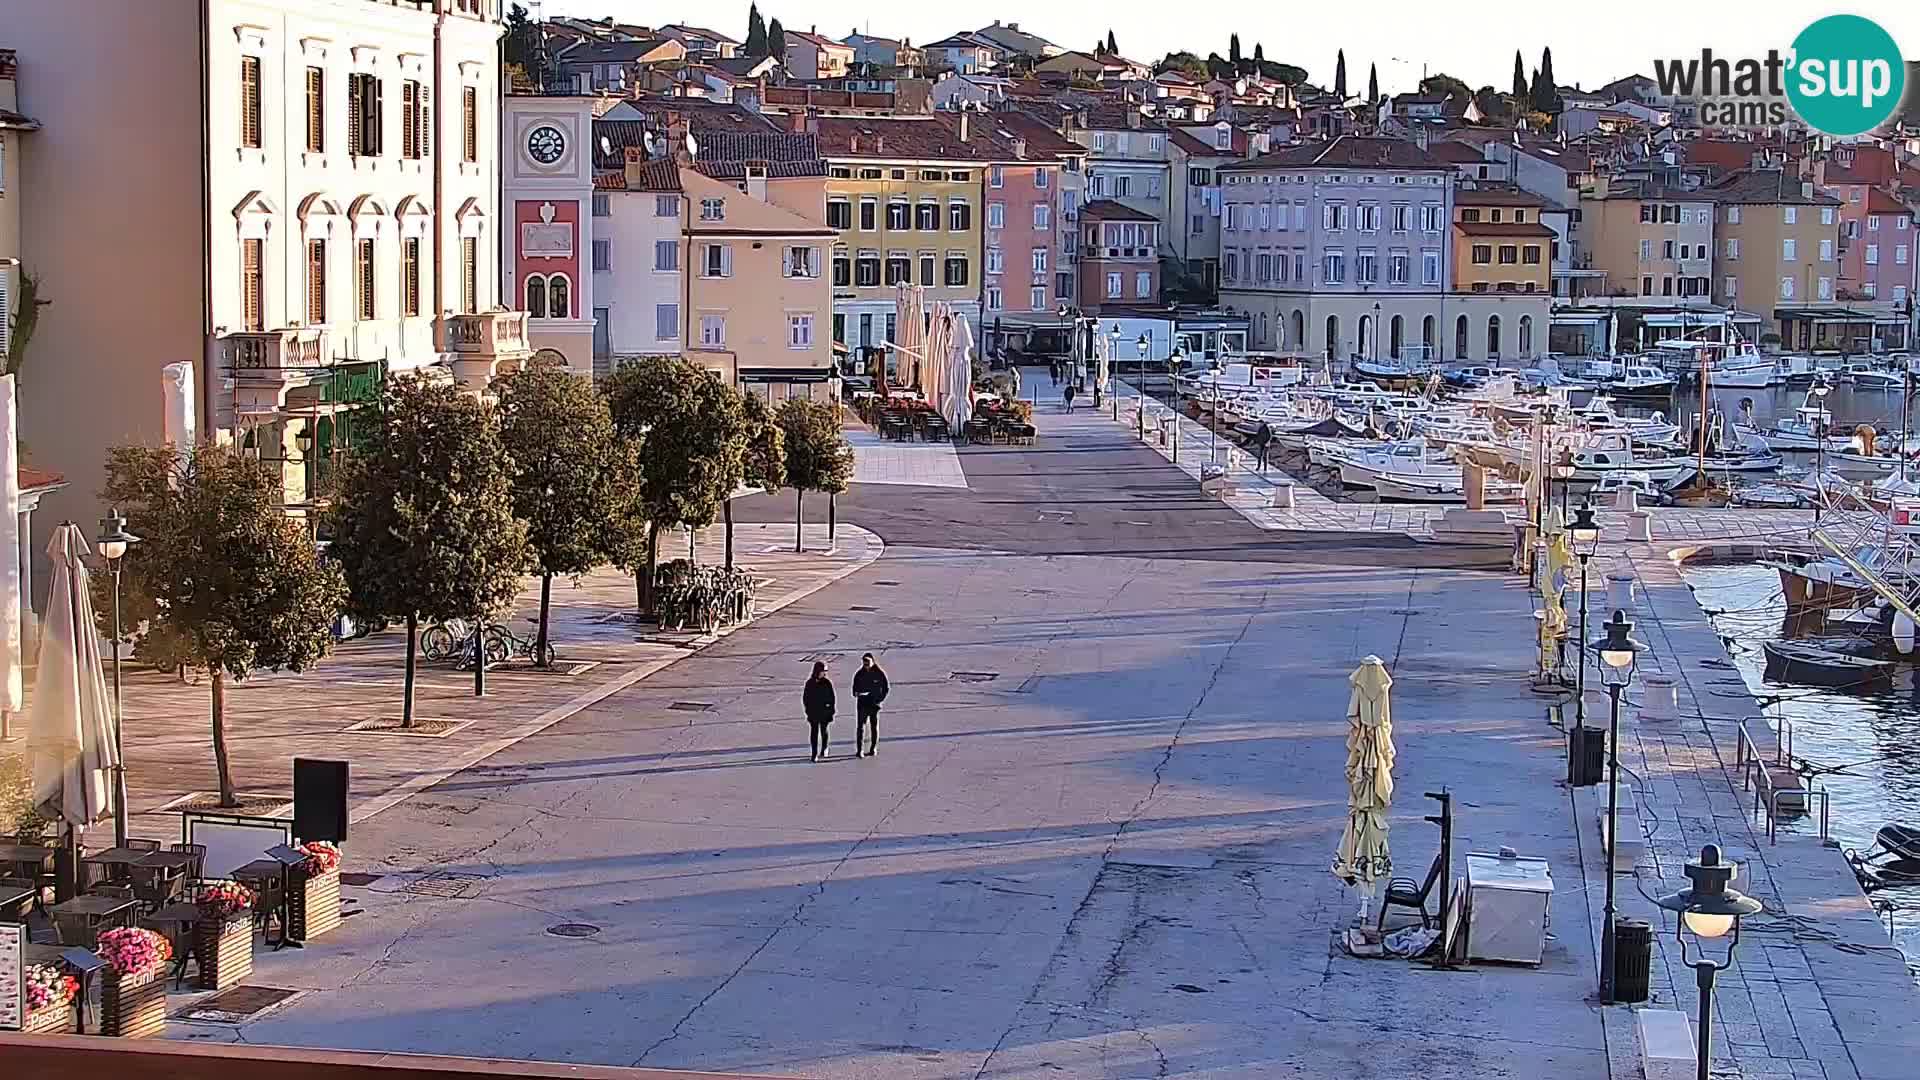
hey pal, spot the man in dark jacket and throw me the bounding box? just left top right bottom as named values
left=851, top=653, right=889, bottom=757
left=803, top=661, right=835, bottom=761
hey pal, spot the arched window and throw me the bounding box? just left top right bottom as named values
left=1259, top=311, right=1270, bottom=346
left=1389, top=315, right=1404, bottom=359
left=1357, top=314, right=1372, bottom=360
left=1487, top=314, right=1502, bottom=358
left=1291, top=311, right=1306, bottom=352
left=1325, top=314, right=1340, bottom=361
left=1519, top=314, right=1533, bottom=357
left=525, top=274, right=548, bottom=319
left=1422, top=315, right=1436, bottom=360
left=1454, top=314, right=1469, bottom=359
left=548, top=273, right=571, bottom=319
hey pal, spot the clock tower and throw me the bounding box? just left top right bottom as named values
left=502, top=94, right=597, bottom=375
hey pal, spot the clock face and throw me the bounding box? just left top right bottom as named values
left=527, top=125, right=566, bottom=165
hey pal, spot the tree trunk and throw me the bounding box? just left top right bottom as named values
left=402, top=612, right=418, bottom=728
left=640, top=524, right=660, bottom=617
left=828, top=492, right=837, bottom=543
left=535, top=573, right=553, bottom=668
left=723, top=499, right=735, bottom=569
left=795, top=488, right=804, bottom=552
left=211, top=670, right=236, bottom=807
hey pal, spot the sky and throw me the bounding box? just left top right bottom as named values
left=535, top=1, right=1919, bottom=96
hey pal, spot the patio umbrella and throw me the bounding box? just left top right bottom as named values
left=1, top=375, right=22, bottom=720
left=1333, top=655, right=1395, bottom=922
left=29, top=523, right=119, bottom=842
left=945, top=314, right=976, bottom=432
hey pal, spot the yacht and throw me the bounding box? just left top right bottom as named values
left=1846, top=362, right=1907, bottom=391
left=1335, top=441, right=1461, bottom=490
left=1607, top=363, right=1677, bottom=398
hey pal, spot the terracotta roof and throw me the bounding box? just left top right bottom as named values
left=1706, top=168, right=1841, bottom=206
left=814, top=114, right=1021, bottom=162
left=784, top=29, right=849, bottom=49
left=1168, top=127, right=1247, bottom=157
left=619, top=96, right=780, bottom=133
left=595, top=157, right=682, bottom=192
left=1077, top=101, right=1166, bottom=132
left=1866, top=188, right=1911, bottom=216
left=983, top=110, right=1088, bottom=159
left=1424, top=141, right=1487, bottom=165
left=559, top=39, right=679, bottom=65
left=1455, top=220, right=1558, bottom=238
left=1456, top=185, right=1548, bottom=207
left=1220, top=135, right=1451, bottom=172
left=658, top=23, right=739, bottom=45
left=1683, top=139, right=1771, bottom=172
left=1081, top=199, right=1158, bottom=222
left=18, top=466, right=64, bottom=491
left=594, top=121, right=825, bottom=179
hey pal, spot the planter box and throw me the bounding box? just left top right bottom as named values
left=100, top=970, right=167, bottom=1039
left=22, top=1001, right=79, bottom=1035
left=290, top=867, right=341, bottom=942
left=195, top=914, right=254, bottom=991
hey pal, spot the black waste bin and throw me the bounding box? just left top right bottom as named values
left=1612, top=917, right=1653, bottom=1003
left=1567, top=723, right=1605, bottom=787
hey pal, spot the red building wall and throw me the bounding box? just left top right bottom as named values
left=514, top=199, right=581, bottom=319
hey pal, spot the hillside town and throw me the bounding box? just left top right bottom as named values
left=4, top=5, right=1920, bottom=1080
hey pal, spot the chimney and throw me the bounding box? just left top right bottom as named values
left=806, top=107, right=821, bottom=134
left=1127, top=109, right=1141, bottom=130
left=787, top=109, right=806, bottom=134
left=746, top=163, right=769, bottom=202
left=1802, top=180, right=1814, bottom=199
left=958, top=111, right=969, bottom=142
left=1014, top=136, right=1027, bottom=159
left=876, top=134, right=887, bottom=154
left=850, top=133, right=861, bottom=153
left=624, top=145, right=646, bottom=187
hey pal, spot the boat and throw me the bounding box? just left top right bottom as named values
left=1847, top=825, right=1920, bottom=891
left=1594, top=470, right=1660, bottom=503
left=1335, top=441, right=1461, bottom=490
left=1840, top=360, right=1906, bottom=390
left=1374, top=473, right=1525, bottom=504
left=1565, top=446, right=1694, bottom=485
left=1350, top=355, right=1437, bottom=387
left=1774, top=355, right=1823, bottom=386
left=1606, top=362, right=1677, bottom=398
left=1761, top=639, right=1895, bottom=688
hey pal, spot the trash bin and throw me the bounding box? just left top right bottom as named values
left=1567, top=723, right=1605, bottom=787
left=1611, top=918, right=1653, bottom=1003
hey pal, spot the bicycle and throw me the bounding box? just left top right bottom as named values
left=421, top=618, right=472, bottom=662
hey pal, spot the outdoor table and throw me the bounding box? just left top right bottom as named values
left=81, top=846, right=159, bottom=887
left=0, top=883, right=34, bottom=923
left=146, top=901, right=204, bottom=986
left=0, top=841, right=55, bottom=878
left=231, top=858, right=292, bottom=950
left=47, top=893, right=141, bottom=947
left=130, top=852, right=195, bottom=909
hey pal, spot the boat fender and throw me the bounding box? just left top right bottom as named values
left=1895, top=610, right=1916, bottom=656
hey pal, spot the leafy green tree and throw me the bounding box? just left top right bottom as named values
left=776, top=398, right=852, bottom=553
left=728, top=393, right=786, bottom=569
left=101, top=445, right=346, bottom=805
left=4, top=270, right=48, bottom=378
left=329, top=377, right=528, bottom=726
left=1267, top=61, right=1307, bottom=87
left=1475, top=86, right=1515, bottom=123
left=1420, top=73, right=1473, bottom=106
left=1334, top=49, right=1347, bottom=98
left=495, top=367, right=623, bottom=666
left=1512, top=51, right=1528, bottom=101
left=1157, top=51, right=1208, bottom=80
left=767, top=18, right=786, bottom=60
left=745, top=4, right=766, bottom=57
left=603, top=358, right=745, bottom=614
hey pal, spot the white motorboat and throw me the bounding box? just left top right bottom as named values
left=1848, top=364, right=1906, bottom=391
left=1565, top=445, right=1694, bottom=484
left=1707, top=354, right=1778, bottom=389
left=1825, top=450, right=1902, bottom=478
left=1374, top=473, right=1525, bottom=504
left=1335, top=441, right=1461, bottom=489
left=1594, top=469, right=1660, bottom=501
left=1607, top=363, right=1677, bottom=398
left=1735, top=397, right=1852, bottom=452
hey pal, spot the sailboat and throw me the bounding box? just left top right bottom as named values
left=1664, top=342, right=1735, bottom=507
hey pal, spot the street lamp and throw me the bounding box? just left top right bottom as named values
left=1570, top=503, right=1600, bottom=726
left=1135, top=333, right=1151, bottom=435
left=1208, top=358, right=1223, bottom=464
left=1597, top=609, right=1638, bottom=1002
left=1811, top=380, right=1832, bottom=520
left=97, top=508, right=140, bottom=847
left=1107, top=323, right=1122, bottom=418
left=1655, top=845, right=1764, bottom=1080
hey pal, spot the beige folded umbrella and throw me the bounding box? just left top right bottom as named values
left=1333, top=655, right=1396, bottom=922
left=29, top=523, right=119, bottom=838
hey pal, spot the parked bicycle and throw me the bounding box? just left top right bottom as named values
left=422, top=618, right=515, bottom=668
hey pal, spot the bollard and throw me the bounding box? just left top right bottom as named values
left=1627, top=510, right=1653, bottom=542
left=1606, top=571, right=1636, bottom=614
left=1639, top=675, right=1676, bottom=722
left=1614, top=486, right=1640, bottom=512
left=1273, top=484, right=1295, bottom=510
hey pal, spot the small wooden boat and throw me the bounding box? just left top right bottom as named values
left=1760, top=640, right=1894, bottom=688
left=1847, top=825, right=1920, bottom=891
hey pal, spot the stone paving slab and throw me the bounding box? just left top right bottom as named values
left=848, top=427, right=969, bottom=489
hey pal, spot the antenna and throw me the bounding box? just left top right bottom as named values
left=685, top=131, right=699, bottom=159
left=600, top=135, right=612, bottom=156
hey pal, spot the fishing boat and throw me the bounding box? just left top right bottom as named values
left=1760, top=639, right=1895, bottom=688
left=1335, top=441, right=1461, bottom=490
left=1607, top=362, right=1677, bottom=399
left=1841, top=361, right=1906, bottom=390
left=1350, top=354, right=1437, bottom=388
left=1564, top=446, right=1694, bottom=484
left=1761, top=546, right=1880, bottom=613
left=1594, top=470, right=1660, bottom=503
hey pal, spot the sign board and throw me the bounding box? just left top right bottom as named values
left=520, top=222, right=573, bottom=259
left=0, top=922, right=21, bottom=1029
left=183, top=813, right=293, bottom=881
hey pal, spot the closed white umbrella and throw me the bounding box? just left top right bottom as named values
left=1, top=375, right=22, bottom=718
left=1333, top=655, right=1396, bottom=922
left=29, top=523, right=119, bottom=838
left=946, top=314, right=975, bottom=432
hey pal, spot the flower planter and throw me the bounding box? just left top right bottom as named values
left=194, top=914, right=254, bottom=991
left=290, top=866, right=341, bottom=942
left=22, top=1001, right=79, bottom=1035
left=100, top=970, right=167, bottom=1039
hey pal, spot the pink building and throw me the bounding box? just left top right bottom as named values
left=1077, top=200, right=1160, bottom=313
left=1835, top=187, right=1914, bottom=308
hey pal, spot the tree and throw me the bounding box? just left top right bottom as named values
left=1268, top=61, right=1307, bottom=87
left=1156, top=51, right=1208, bottom=81
left=101, top=445, right=346, bottom=806
left=1420, top=73, right=1473, bottom=106
left=495, top=367, right=623, bottom=666
left=603, top=358, right=745, bottom=615
left=767, top=18, right=786, bottom=60
left=1512, top=50, right=1528, bottom=101
left=329, top=377, right=528, bottom=727
left=1105, top=30, right=1117, bottom=55
left=4, top=270, right=49, bottom=379
left=775, top=399, right=851, bottom=553
left=745, top=4, right=766, bottom=57
left=1228, top=34, right=1240, bottom=66
left=1532, top=48, right=1560, bottom=113
left=1368, top=64, right=1379, bottom=104
left=1253, top=42, right=1265, bottom=64
left=1475, top=86, right=1515, bottom=123
left=730, top=393, right=785, bottom=569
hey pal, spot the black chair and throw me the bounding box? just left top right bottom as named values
left=126, top=839, right=162, bottom=852
left=1377, top=853, right=1442, bottom=930
left=170, top=842, right=206, bottom=882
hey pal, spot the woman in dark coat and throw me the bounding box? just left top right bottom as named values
left=803, top=661, right=836, bottom=761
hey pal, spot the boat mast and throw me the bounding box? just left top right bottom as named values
left=1698, top=338, right=1710, bottom=479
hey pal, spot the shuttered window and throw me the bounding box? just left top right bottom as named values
left=348, top=73, right=382, bottom=157
left=402, top=238, right=420, bottom=316
left=240, top=56, right=262, bottom=148
left=356, top=239, right=375, bottom=320
left=306, top=240, right=327, bottom=323
left=0, top=275, right=10, bottom=357
left=462, top=87, right=477, bottom=162
left=305, top=67, right=324, bottom=152
left=241, top=238, right=264, bottom=331
left=401, top=80, right=429, bottom=159
left=461, top=236, right=478, bottom=313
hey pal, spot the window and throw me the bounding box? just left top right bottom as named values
left=1489, top=209, right=1503, bottom=224
left=785, top=246, right=819, bottom=278
left=985, top=286, right=1002, bottom=310
left=700, top=313, right=725, bottom=347
left=1106, top=272, right=1122, bottom=298
left=1640, top=239, right=1653, bottom=262
left=461, top=236, right=477, bottom=313
left=1388, top=250, right=1409, bottom=284
left=1864, top=281, right=1878, bottom=298
left=463, top=86, right=477, bottom=162
left=1323, top=249, right=1345, bottom=284
left=400, top=80, right=430, bottom=159
left=592, top=238, right=611, bottom=272
left=1821, top=206, right=1835, bottom=226
left=1901, top=216, right=1912, bottom=231
left=888, top=199, right=910, bottom=230
left=920, top=254, right=936, bottom=286
left=1640, top=204, right=1655, bottom=224
left=1896, top=285, right=1910, bottom=305
left=1422, top=249, right=1441, bottom=285
left=1032, top=248, right=1048, bottom=274
left=945, top=255, right=969, bottom=286
left=1031, top=286, right=1046, bottom=309
left=1783, top=206, right=1797, bottom=225
left=1356, top=249, right=1377, bottom=284
left=1514, top=210, right=1527, bottom=223
left=1471, top=244, right=1492, bottom=265
left=858, top=198, right=877, bottom=230
left=702, top=243, right=731, bottom=278
left=700, top=198, right=725, bottom=221
left=1461, top=209, right=1482, bottom=223
left=356, top=239, right=376, bottom=320
left=859, top=168, right=883, bottom=180
left=1486, top=315, right=1501, bottom=357
left=888, top=251, right=913, bottom=285
left=1036, top=169, right=1050, bottom=190
left=305, top=240, right=327, bottom=324
left=1724, top=275, right=1738, bottom=296
left=989, top=164, right=1003, bottom=188
left=1522, top=244, right=1544, bottom=266
left=305, top=67, right=325, bottom=153
left=1897, top=244, right=1909, bottom=265
left=1035, top=204, right=1051, bottom=229
left=347, top=72, right=382, bottom=157
left=1663, top=239, right=1676, bottom=260
left=832, top=251, right=850, bottom=286
left=1421, top=204, right=1442, bottom=231
left=1454, top=314, right=1468, bottom=357
left=1055, top=270, right=1072, bottom=298
left=1818, top=276, right=1832, bottom=300
left=788, top=314, right=814, bottom=349
left=949, top=201, right=970, bottom=231
left=1724, top=205, right=1740, bottom=224
left=855, top=251, right=881, bottom=287
left=1641, top=275, right=1653, bottom=296
left=1115, top=176, right=1131, bottom=198
left=1819, top=239, right=1833, bottom=261
left=986, top=202, right=1004, bottom=230
left=1392, top=204, right=1411, bottom=232
left=655, top=240, right=679, bottom=271
left=1359, top=204, right=1380, bottom=231
left=1726, top=238, right=1740, bottom=260
left=1780, top=275, right=1795, bottom=299
left=1498, top=245, right=1518, bottom=265
left=402, top=237, right=420, bottom=317
left=1865, top=243, right=1879, bottom=265
left=1136, top=271, right=1151, bottom=298
left=1783, top=238, right=1797, bottom=260
left=1662, top=276, right=1673, bottom=296
left=648, top=195, right=676, bottom=218
left=915, top=201, right=938, bottom=230
left=1324, top=202, right=1346, bottom=230
left=240, top=56, right=262, bottom=149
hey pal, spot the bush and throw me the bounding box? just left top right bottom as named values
left=0, top=749, right=50, bottom=840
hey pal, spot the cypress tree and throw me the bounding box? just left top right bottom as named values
left=745, top=5, right=766, bottom=58
left=1106, top=30, right=1117, bottom=55
left=1512, top=50, right=1528, bottom=100
left=1368, top=63, right=1379, bottom=104
left=1334, top=49, right=1347, bottom=98
left=1533, top=47, right=1560, bottom=112
left=1229, top=34, right=1241, bottom=65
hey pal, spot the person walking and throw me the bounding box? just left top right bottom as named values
left=851, top=653, right=889, bottom=757
left=803, top=661, right=836, bottom=761
left=1253, top=419, right=1274, bottom=473
left=1048, top=359, right=1060, bottom=386
left=1063, top=381, right=1077, bottom=412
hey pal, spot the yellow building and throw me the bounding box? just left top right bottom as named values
left=1452, top=187, right=1553, bottom=296
left=1576, top=177, right=1716, bottom=303
left=1704, top=168, right=1842, bottom=347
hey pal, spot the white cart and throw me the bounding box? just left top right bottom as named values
left=1464, top=851, right=1554, bottom=965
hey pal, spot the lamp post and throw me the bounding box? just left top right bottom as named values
left=1655, top=845, right=1764, bottom=1080
left=1107, top=323, right=1122, bottom=418
left=1597, top=609, right=1639, bottom=1002
left=1208, top=358, right=1223, bottom=464
left=1811, top=380, right=1831, bottom=520
left=97, top=509, right=140, bottom=848
left=1135, top=332, right=1151, bottom=436
left=1570, top=503, right=1600, bottom=726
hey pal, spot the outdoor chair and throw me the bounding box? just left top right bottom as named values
left=962, top=419, right=993, bottom=444
left=126, top=838, right=162, bottom=852
left=130, top=863, right=185, bottom=911
left=89, top=883, right=135, bottom=900
left=141, top=910, right=202, bottom=988
left=0, top=876, right=36, bottom=923
left=170, top=842, right=206, bottom=882
left=1377, top=852, right=1443, bottom=931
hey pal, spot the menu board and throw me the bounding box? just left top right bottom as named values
left=0, top=922, right=22, bottom=1029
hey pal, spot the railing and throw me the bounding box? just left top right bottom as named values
left=220, top=327, right=329, bottom=377
left=441, top=310, right=531, bottom=356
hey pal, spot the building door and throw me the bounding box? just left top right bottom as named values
left=859, top=313, right=874, bottom=348
left=592, top=307, right=611, bottom=357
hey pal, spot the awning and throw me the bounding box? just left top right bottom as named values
left=1775, top=306, right=1878, bottom=322
left=1642, top=310, right=1731, bottom=327
left=1550, top=311, right=1611, bottom=325
left=738, top=367, right=836, bottom=383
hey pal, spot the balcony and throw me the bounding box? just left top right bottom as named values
left=220, top=326, right=330, bottom=412
left=440, top=310, right=533, bottom=389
